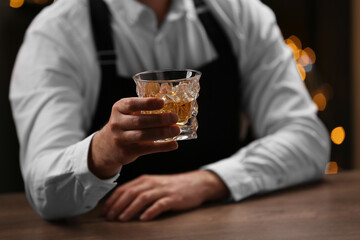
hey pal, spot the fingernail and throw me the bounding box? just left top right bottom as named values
left=119, top=212, right=128, bottom=221
left=139, top=214, right=147, bottom=221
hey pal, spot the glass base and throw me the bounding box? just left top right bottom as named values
left=155, top=127, right=197, bottom=142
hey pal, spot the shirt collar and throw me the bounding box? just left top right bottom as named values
left=106, top=0, right=197, bottom=26
left=106, top=0, right=145, bottom=25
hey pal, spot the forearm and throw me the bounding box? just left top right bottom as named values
left=23, top=135, right=118, bottom=220
left=202, top=116, right=330, bottom=201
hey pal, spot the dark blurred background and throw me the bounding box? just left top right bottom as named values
left=0, top=0, right=356, bottom=193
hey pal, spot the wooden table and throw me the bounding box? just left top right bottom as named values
left=1, top=171, right=359, bottom=240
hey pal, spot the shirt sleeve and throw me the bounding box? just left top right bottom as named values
left=202, top=0, right=331, bottom=201
left=9, top=9, right=118, bottom=219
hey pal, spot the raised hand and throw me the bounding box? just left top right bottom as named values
left=88, top=97, right=180, bottom=179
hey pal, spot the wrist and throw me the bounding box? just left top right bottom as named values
left=198, top=170, right=230, bottom=202
left=88, top=131, right=122, bottom=179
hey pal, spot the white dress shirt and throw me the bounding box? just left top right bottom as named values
left=9, top=0, right=330, bottom=220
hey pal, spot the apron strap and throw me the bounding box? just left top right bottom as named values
left=89, top=0, right=117, bottom=67
left=88, top=0, right=120, bottom=133
left=194, top=0, right=235, bottom=60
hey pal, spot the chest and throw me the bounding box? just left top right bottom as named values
left=110, top=15, right=217, bottom=74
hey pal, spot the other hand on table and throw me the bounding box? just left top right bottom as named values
left=102, top=170, right=230, bottom=221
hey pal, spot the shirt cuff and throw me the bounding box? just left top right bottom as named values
left=72, top=133, right=120, bottom=200
left=201, top=154, right=259, bottom=202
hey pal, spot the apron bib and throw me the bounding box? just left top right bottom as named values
left=88, top=0, right=242, bottom=184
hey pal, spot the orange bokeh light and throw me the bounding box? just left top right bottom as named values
left=286, top=42, right=301, bottom=60
left=303, top=47, right=316, bottom=64
left=331, top=127, right=345, bottom=145
left=288, top=35, right=302, bottom=50
left=325, top=161, right=339, bottom=174
left=285, top=35, right=316, bottom=80
left=10, top=0, right=24, bottom=8
left=313, top=92, right=327, bottom=111
left=299, top=50, right=312, bottom=66
left=297, top=63, right=306, bottom=80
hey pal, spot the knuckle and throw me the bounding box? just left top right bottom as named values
left=139, top=174, right=149, bottom=181
left=174, top=195, right=185, bottom=204
left=125, top=188, right=137, bottom=197
left=120, top=98, right=134, bottom=111
left=156, top=200, right=168, bottom=209
left=132, top=130, right=145, bottom=141
left=108, top=118, right=118, bottom=132
left=111, top=102, right=119, bottom=112
left=139, top=175, right=158, bottom=186
left=111, top=100, right=121, bottom=113
left=109, top=120, right=118, bottom=133
left=112, top=102, right=122, bottom=115
left=114, top=187, right=124, bottom=195
left=132, top=117, right=143, bottom=128
left=113, top=135, right=123, bottom=147
left=139, top=193, right=151, bottom=202
left=138, top=174, right=152, bottom=183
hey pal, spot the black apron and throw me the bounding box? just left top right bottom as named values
left=88, top=0, right=242, bottom=184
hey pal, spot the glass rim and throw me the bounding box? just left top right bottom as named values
left=133, top=69, right=202, bottom=83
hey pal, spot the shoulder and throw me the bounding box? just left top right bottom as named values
left=26, top=0, right=89, bottom=40
left=205, top=0, right=275, bottom=18
left=205, top=0, right=277, bottom=34
left=19, top=0, right=101, bottom=83
left=22, top=0, right=96, bottom=68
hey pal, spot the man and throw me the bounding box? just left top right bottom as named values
left=10, top=0, right=330, bottom=221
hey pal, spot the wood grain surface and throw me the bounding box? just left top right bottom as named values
left=0, top=171, right=359, bottom=240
